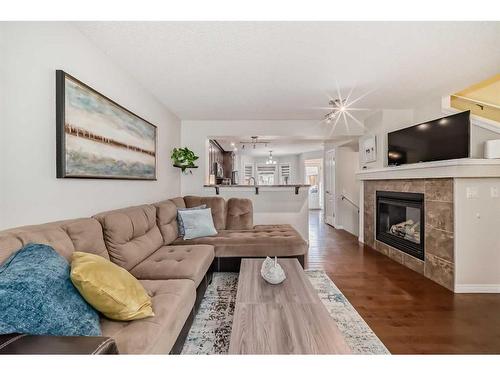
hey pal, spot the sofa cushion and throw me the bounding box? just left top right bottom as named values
left=100, top=279, right=195, bottom=354
left=253, top=224, right=295, bottom=231
left=173, top=225, right=307, bottom=258
left=94, top=205, right=163, bottom=271
left=184, top=196, right=227, bottom=230
left=0, top=218, right=109, bottom=265
left=129, top=244, right=214, bottom=287
left=226, top=198, right=253, bottom=230
left=169, top=197, right=186, bottom=209
left=154, top=200, right=181, bottom=245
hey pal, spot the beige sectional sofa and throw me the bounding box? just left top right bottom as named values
left=0, top=196, right=307, bottom=354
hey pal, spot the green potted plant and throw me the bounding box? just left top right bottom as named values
left=171, top=147, right=199, bottom=174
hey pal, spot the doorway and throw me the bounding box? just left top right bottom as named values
left=304, top=159, right=323, bottom=210
left=324, top=150, right=335, bottom=226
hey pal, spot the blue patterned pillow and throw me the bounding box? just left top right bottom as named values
left=0, top=243, right=101, bottom=336
left=177, top=204, right=207, bottom=237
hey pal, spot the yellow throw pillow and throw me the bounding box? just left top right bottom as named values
left=70, top=252, right=154, bottom=321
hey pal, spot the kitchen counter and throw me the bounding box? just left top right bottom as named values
left=203, top=184, right=310, bottom=195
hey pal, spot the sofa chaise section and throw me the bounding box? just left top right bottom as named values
left=155, top=196, right=308, bottom=271
left=172, top=227, right=307, bottom=258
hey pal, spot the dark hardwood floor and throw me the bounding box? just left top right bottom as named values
left=306, top=210, right=500, bottom=354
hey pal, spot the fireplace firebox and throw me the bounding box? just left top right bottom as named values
left=376, top=191, right=425, bottom=260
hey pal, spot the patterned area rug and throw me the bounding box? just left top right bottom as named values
left=181, top=271, right=389, bottom=354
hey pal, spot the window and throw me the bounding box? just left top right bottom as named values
left=244, top=163, right=254, bottom=184
left=256, top=164, right=277, bottom=185
left=279, top=163, right=291, bottom=184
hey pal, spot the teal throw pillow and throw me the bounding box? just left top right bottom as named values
left=0, top=243, right=101, bottom=337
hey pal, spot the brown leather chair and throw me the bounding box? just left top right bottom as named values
left=0, top=333, right=118, bottom=354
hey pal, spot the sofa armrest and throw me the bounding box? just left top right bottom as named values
left=226, top=198, right=253, bottom=230
left=0, top=333, right=118, bottom=354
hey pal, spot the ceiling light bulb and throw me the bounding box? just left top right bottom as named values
left=339, top=106, right=346, bottom=112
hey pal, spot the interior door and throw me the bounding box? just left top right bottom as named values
left=324, top=150, right=335, bottom=226
left=305, top=163, right=321, bottom=209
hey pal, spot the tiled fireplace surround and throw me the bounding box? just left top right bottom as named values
left=364, top=178, right=454, bottom=290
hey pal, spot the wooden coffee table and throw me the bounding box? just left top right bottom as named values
left=228, top=258, right=352, bottom=354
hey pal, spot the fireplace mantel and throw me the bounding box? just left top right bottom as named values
left=359, top=174, right=500, bottom=293
left=356, top=158, right=500, bottom=180
left=362, top=178, right=455, bottom=290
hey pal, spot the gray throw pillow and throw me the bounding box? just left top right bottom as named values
left=178, top=208, right=218, bottom=240
left=177, top=204, right=206, bottom=237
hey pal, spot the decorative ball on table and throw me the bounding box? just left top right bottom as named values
left=260, top=256, right=286, bottom=284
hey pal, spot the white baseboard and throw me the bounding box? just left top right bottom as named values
left=455, top=284, right=500, bottom=293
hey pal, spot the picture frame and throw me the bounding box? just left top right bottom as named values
left=56, top=70, right=157, bottom=180
left=361, top=135, right=377, bottom=163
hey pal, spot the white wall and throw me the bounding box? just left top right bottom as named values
left=0, top=23, right=181, bottom=229
left=454, top=178, right=500, bottom=291
left=334, top=144, right=360, bottom=236
left=413, top=96, right=444, bottom=123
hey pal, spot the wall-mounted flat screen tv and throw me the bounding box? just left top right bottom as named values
left=388, top=111, right=470, bottom=166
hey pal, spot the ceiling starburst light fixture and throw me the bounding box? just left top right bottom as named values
left=318, top=84, right=374, bottom=136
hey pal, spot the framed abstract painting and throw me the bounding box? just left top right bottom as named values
left=56, top=70, right=157, bottom=180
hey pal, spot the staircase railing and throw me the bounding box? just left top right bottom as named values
left=340, top=194, right=359, bottom=213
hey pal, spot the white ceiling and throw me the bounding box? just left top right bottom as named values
left=214, top=137, right=324, bottom=157
left=76, top=22, right=500, bottom=120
